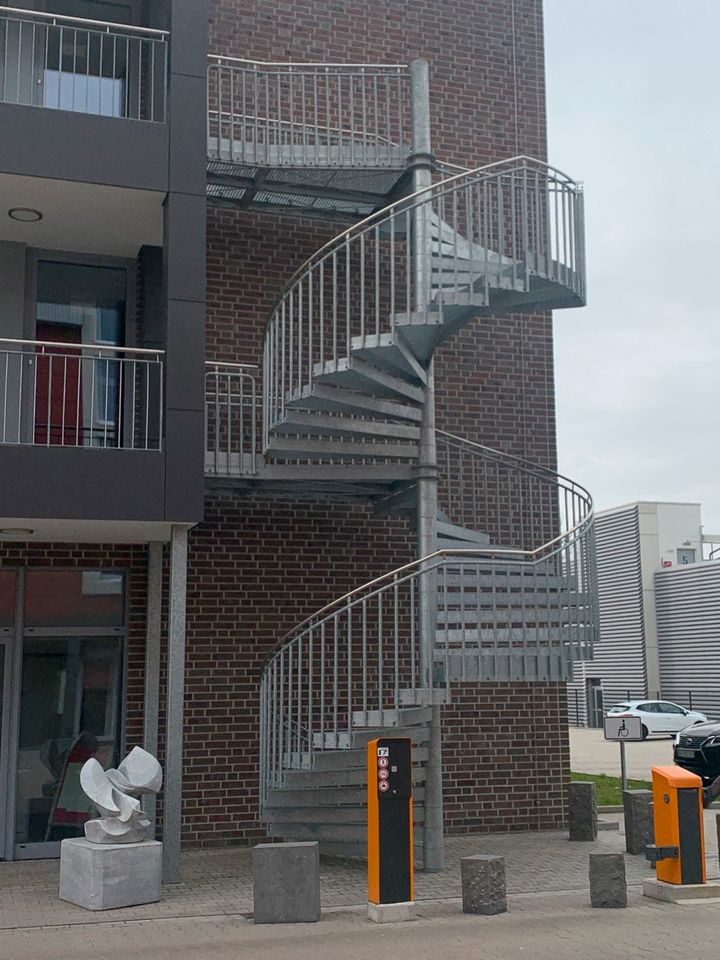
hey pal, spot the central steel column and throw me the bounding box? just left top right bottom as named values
left=410, top=58, right=444, bottom=871
left=163, top=525, right=188, bottom=883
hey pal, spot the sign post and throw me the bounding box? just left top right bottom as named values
left=603, top=716, right=644, bottom=791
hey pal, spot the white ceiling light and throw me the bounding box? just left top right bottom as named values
left=8, top=207, right=43, bottom=223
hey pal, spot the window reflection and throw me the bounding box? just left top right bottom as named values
left=15, top=636, right=122, bottom=845
left=25, top=570, right=124, bottom=628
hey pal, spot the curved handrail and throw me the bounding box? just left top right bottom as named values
left=436, top=430, right=593, bottom=553
left=273, top=155, right=579, bottom=299
left=259, top=438, right=597, bottom=801
left=437, top=429, right=592, bottom=500
left=262, top=156, right=586, bottom=443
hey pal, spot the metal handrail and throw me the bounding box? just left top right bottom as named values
left=0, top=336, right=164, bottom=357
left=209, top=55, right=408, bottom=69
left=0, top=8, right=169, bottom=122
left=0, top=5, right=169, bottom=36
left=207, top=57, right=410, bottom=171
left=437, top=428, right=590, bottom=495
left=263, top=156, right=586, bottom=445
left=276, top=155, right=579, bottom=293
left=0, top=337, right=164, bottom=450
left=267, top=487, right=595, bottom=659
left=204, top=361, right=258, bottom=476
left=259, top=442, right=597, bottom=799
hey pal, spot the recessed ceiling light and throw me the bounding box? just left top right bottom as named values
left=8, top=207, right=43, bottom=223
left=0, top=527, right=34, bottom=536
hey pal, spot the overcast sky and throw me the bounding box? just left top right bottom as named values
left=545, top=0, right=720, bottom=532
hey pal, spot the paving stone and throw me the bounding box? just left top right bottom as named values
left=2, top=812, right=719, bottom=932
left=589, top=853, right=627, bottom=908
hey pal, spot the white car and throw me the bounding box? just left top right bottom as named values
left=606, top=700, right=707, bottom=739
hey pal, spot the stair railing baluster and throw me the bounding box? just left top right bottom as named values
left=332, top=613, right=339, bottom=741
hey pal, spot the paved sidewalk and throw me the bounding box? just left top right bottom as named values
left=3, top=813, right=719, bottom=932
left=570, top=725, right=674, bottom=779
left=4, top=888, right=720, bottom=960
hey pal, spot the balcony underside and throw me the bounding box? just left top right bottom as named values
left=206, top=158, right=411, bottom=220
left=0, top=516, right=178, bottom=544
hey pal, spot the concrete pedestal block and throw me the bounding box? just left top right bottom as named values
left=253, top=842, right=321, bottom=924
left=460, top=854, right=507, bottom=915
left=623, top=789, right=654, bottom=855
left=367, top=901, right=416, bottom=923
left=644, top=878, right=720, bottom=903
left=59, top=838, right=162, bottom=911
left=589, top=853, right=627, bottom=908
left=568, top=781, right=597, bottom=841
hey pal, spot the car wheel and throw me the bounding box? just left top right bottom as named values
left=642, top=725, right=649, bottom=741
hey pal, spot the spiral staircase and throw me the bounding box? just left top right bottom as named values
left=205, top=56, right=597, bottom=862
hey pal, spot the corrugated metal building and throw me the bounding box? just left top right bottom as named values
left=568, top=501, right=720, bottom=725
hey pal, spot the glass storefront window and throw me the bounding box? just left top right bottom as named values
left=14, top=635, right=123, bottom=846
left=0, top=571, right=17, bottom=627
left=24, top=570, right=125, bottom=628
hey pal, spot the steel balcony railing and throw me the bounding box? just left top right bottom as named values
left=207, top=56, right=411, bottom=168
left=0, top=338, right=164, bottom=450
left=205, top=361, right=258, bottom=477
left=0, top=5, right=168, bottom=122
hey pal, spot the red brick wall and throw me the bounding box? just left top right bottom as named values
left=443, top=682, right=569, bottom=833
left=182, top=495, right=416, bottom=845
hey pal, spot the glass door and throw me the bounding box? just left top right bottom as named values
left=14, top=635, right=122, bottom=857
left=33, top=260, right=128, bottom=448
left=4, top=567, right=126, bottom=860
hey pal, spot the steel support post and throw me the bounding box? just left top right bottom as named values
left=163, top=526, right=188, bottom=883
left=410, top=58, right=444, bottom=872
left=143, top=541, right=163, bottom=835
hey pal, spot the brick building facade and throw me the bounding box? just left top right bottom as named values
left=0, top=0, right=588, bottom=868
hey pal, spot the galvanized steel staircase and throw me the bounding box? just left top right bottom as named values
left=205, top=55, right=597, bottom=859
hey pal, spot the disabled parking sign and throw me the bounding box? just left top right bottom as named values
left=603, top=716, right=644, bottom=741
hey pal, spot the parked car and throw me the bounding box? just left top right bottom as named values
left=606, top=700, right=707, bottom=739
left=674, top=721, right=720, bottom=786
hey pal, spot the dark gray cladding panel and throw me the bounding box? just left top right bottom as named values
left=0, top=447, right=165, bottom=520
left=163, top=408, right=205, bottom=522
left=170, top=0, right=209, bottom=80
left=0, top=104, right=169, bottom=192
left=166, top=299, right=206, bottom=413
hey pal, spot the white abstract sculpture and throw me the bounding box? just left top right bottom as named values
left=80, top=746, right=163, bottom=844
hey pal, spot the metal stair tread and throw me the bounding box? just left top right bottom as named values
left=285, top=382, right=423, bottom=422
left=313, top=356, right=425, bottom=403
left=269, top=410, right=421, bottom=442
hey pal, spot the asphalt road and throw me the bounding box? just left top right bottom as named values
left=569, top=725, right=674, bottom=780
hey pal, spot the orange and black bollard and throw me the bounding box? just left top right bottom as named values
left=367, top=737, right=414, bottom=922
left=645, top=765, right=706, bottom=885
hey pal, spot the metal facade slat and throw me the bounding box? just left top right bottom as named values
left=568, top=505, right=646, bottom=723
left=655, top=563, right=720, bottom=719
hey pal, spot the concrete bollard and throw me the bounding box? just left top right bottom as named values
left=460, top=855, right=507, bottom=915
left=252, top=842, right=321, bottom=924
left=623, top=789, right=655, bottom=855
left=589, top=853, right=627, bottom=908
left=568, top=781, right=597, bottom=841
